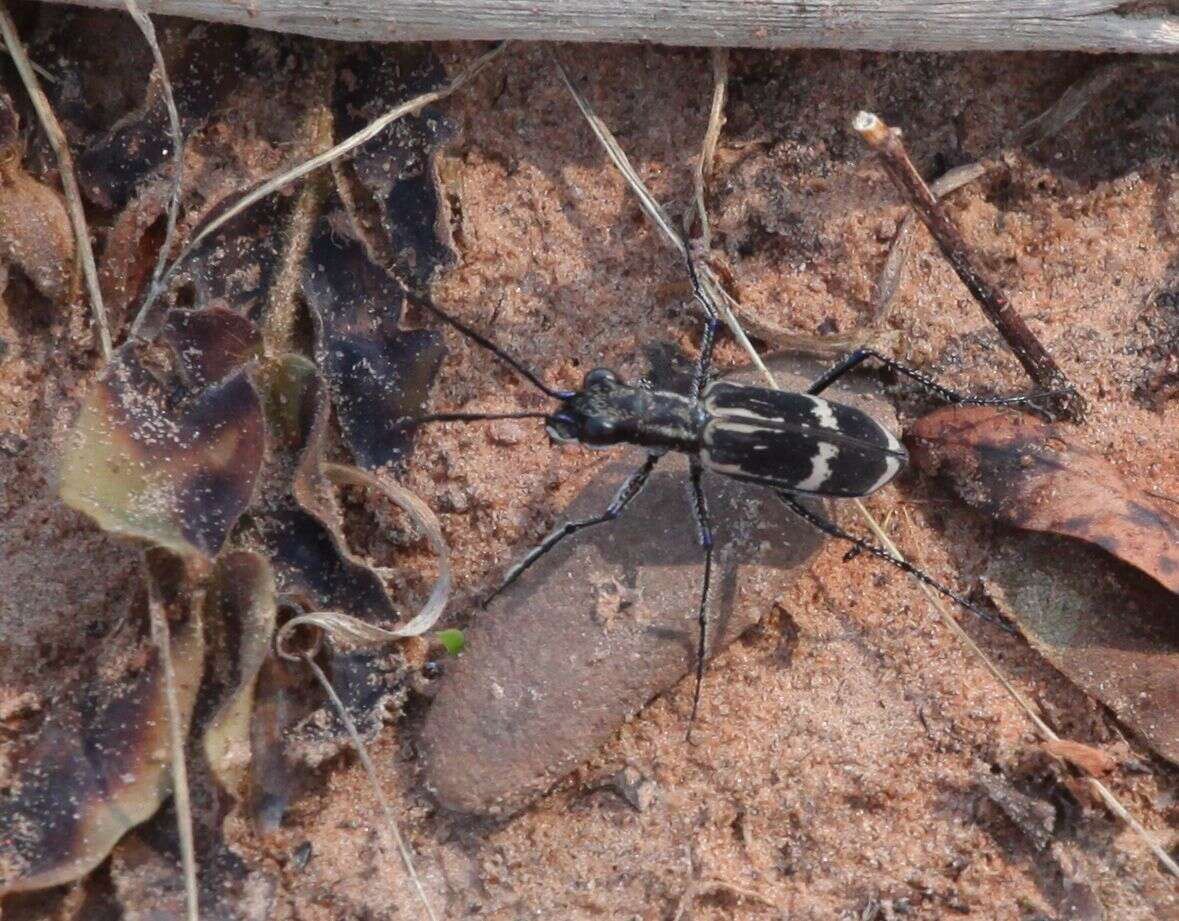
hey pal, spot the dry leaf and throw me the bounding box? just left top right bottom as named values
left=60, top=308, right=264, bottom=558
left=333, top=45, right=457, bottom=290
left=908, top=405, right=1179, bottom=594
left=1040, top=739, right=1117, bottom=777
left=305, top=207, right=444, bottom=469
left=908, top=406, right=1179, bottom=764
left=0, top=557, right=203, bottom=895
left=0, top=91, right=74, bottom=306
left=200, top=551, right=278, bottom=799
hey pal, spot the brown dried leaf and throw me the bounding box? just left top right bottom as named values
left=907, top=405, right=1179, bottom=594
left=908, top=406, right=1179, bottom=764
left=1040, top=739, right=1117, bottom=777
left=60, top=307, right=264, bottom=558
left=0, top=561, right=204, bottom=895
left=983, top=535, right=1179, bottom=764
left=0, top=93, right=75, bottom=306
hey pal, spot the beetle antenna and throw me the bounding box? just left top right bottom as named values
left=415, top=298, right=573, bottom=400
left=410, top=410, right=550, bottom=425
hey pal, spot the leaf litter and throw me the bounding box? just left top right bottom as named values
left=1, top=20, right=463, bottom=914
left=0, top=14, right=1174, bottom=919
left=905, top=404, right=1179, bottom=891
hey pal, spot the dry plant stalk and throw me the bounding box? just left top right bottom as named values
left=144, top=557, right=201, bottom=921
left=0, top=0, right=111, bottom=358
left=122, top=0, right=183, bottom=303
left=854, top=111, right=1084, bottom=420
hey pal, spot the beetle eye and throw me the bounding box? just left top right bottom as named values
left=583, top=417, right=616, bottom=441
left=583, top=368, right=619, bottom=389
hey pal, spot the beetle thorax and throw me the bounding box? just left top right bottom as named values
left=545, top=368, right=701, bottom=451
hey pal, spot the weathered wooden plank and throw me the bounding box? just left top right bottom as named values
left=40, top=0, right=1179, bottom=52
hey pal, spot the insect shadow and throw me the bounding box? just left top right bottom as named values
left=408, top=268, right=1051, bottom=730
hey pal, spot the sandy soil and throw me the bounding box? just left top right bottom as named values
left=1, top=31, right=1177, bottom=921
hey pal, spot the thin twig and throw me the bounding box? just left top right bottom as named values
left=874, top=162, right=987, bottom=323
left=290, top=653, right=440, bottom=921
left=853, top=111, right=1083, bottom=421
left=0, top=1, right=111, bottom=358
left=144, top=558, right=201, bottom=921
left=132, top=40, right=511, bottom=339
left=863, top=507, right=1179, bottom=879
left=122, top=0, right=184, bottom=312
left=552, top=53, right=776, bottom=388
left=0, top=38, right=55, bottom=82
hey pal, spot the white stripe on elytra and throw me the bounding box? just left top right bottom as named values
left=862, top=454, right=902, bottom=495
left=806, top=395, right=840, bottom=430
left=795, top=442, right=839, bottom=492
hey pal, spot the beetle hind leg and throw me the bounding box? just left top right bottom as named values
left=777, top=490, right=1014, bottom=634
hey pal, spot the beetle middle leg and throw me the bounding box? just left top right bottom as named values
left=483, top=451, right=663, bottom=607
left=686, top=457, right=714, bottom=733
left=806, top=347, right=1066, bottom=412
left=776, top=490, right=1013, bottom=633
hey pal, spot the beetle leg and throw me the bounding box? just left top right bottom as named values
left=687, top=458, right=714, bottom=737
left=777, top=490, right=1014, bottom=634
left=806, top=347, right=1066, bottom=413
left=482, top=452, right=663, bottom=607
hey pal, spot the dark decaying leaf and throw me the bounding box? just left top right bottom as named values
left=908, top=406, right=1179, bottom=764
left=0, top=557, right=204, bottom=895
left=60, top=308, right=264, bottom=558
left=333, top=45, right=457, bottom=289
left=305, top=207, right=444, bottom=469
left=178, top=193, right=291, bottom=326
left=908, top=405, right=1179, bottom=594
left=231, top=356, right=410, bottom=774
left=77, top=27, right=247, bottom=210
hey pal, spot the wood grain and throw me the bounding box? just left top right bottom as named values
left=43, top=0, right=1179, bottom=51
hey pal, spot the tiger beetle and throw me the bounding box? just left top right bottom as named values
left=410, top=266, right=1053, bottom=728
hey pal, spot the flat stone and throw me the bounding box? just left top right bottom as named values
left=419, top=356, right=899, bottom=816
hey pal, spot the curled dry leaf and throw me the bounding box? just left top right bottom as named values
left=231, top=356, right=413, bottom=778
left=305, top=207, right=445, bottom=469
left=200, top=550, right=278, bottom=800
left=909, top=405, right=1179, bottom=764
left=333, top=45, right=457, bottom=289
left=907, top=405, right=1179, bottom=595
left=0, top=556, right=204, bottom=895
left=0, top=90, right=75, bottom=306
left=60, top=306, right=264, bottom=558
